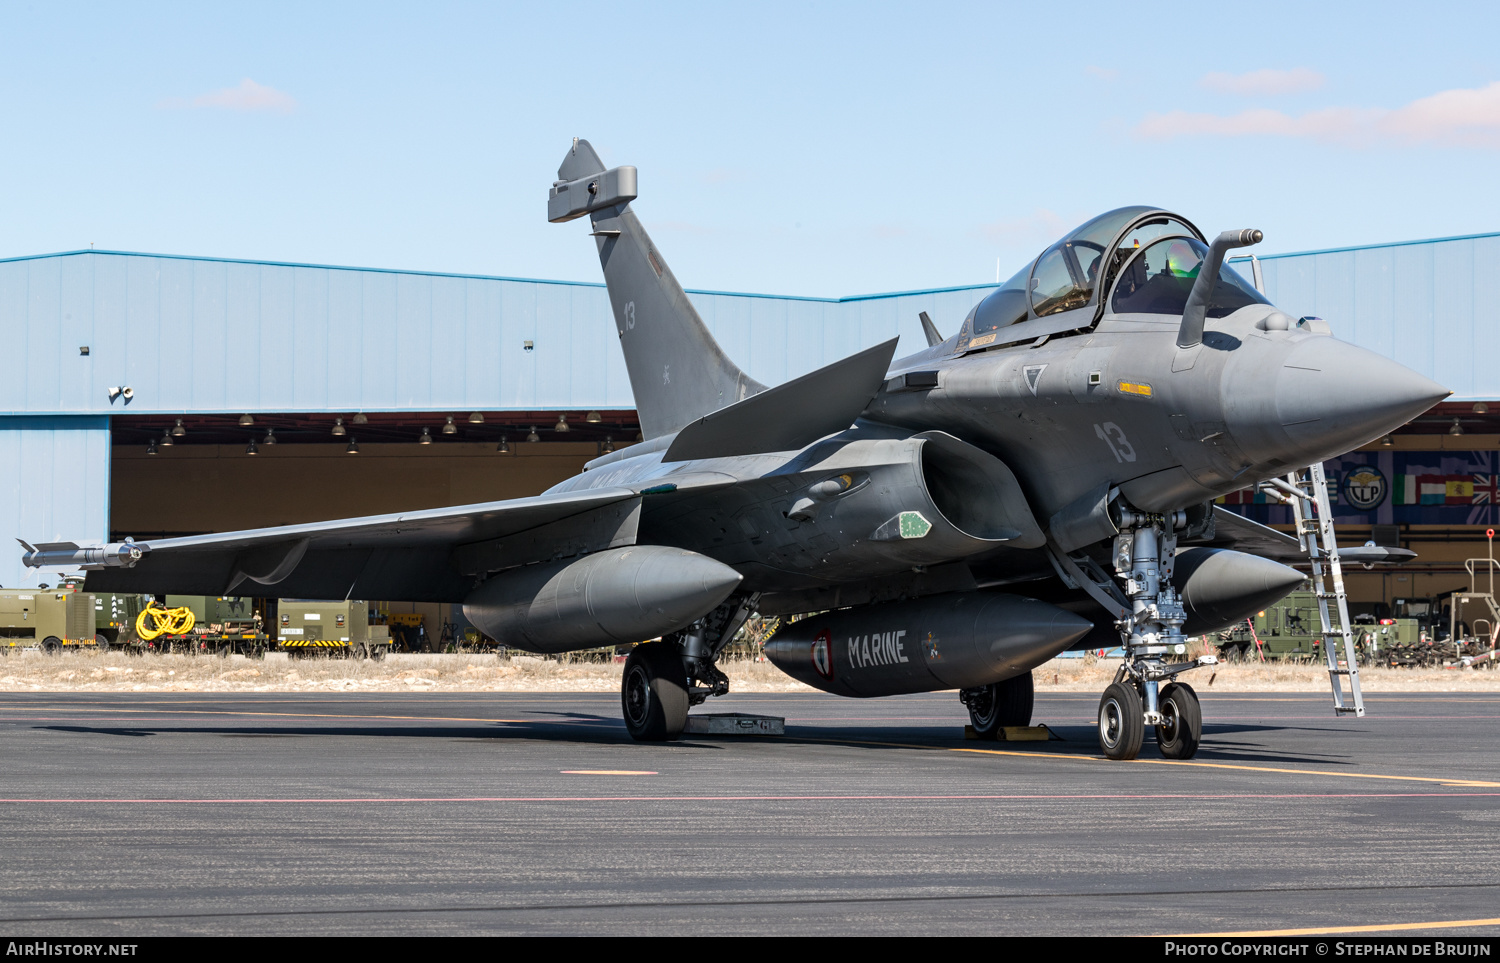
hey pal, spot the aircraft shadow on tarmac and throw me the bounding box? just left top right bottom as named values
left=33, top=719, right=1357, bottom=767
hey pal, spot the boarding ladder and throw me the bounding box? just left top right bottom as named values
left=1265, top=463, right=1365, bottom=716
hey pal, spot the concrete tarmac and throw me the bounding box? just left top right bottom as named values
left=1, top=688, right=1499, bottom=936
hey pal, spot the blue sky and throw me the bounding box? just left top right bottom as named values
left=2, top=1, right=1498, bottom=300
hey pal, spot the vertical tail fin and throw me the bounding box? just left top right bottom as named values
left=549, top=139, right=764, bottom=439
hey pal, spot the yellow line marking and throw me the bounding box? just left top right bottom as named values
left=829, top=738, right=1500, bottom=788
left=1170, top=916, right=1500, bottom=936
left=0, top=705, right=568, bottom=726
left=560, top=770, right=657, bottom=776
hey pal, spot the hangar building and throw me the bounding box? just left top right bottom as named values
left=1, top=228, right=1497, bottom=623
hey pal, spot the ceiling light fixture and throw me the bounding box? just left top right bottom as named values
left=1381, top=434, right=1394, bottom=447
left=352, top=412, right=368, bottom=425
left=554, top=414, right=569, bottom=432
left=246, top=439, right=259, bottom=456
left=442, top=416, right=457, bottom=435
left=239, top=414, right=255, bottom=426
left=497, top=436, right=511, bottom=454
left=468, top=412, right=484, bottom=424
left=526, top=426, right=540, bottom=443
left=263, top=428, right=276, bottom=445
left=160, top=433, right=173, bottom=448
left=585, top=411, right=602, bottom=424
left=332, top=417, right=346, bottom=437
left=1475, top=402, right=1490, bottom=415
left=419, top=427, right=433, bottom=445
left=346, top=438, right=359, bottom=455
left=146, top=439, right=158, bottom=455
left=602, top=436, right=615, bottom=454
left=1450, top=418, right=1465, bottom=436
left=171, top=418, right=186, bottom=437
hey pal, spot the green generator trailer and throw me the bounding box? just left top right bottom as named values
left=0, top=587, right=102, bottom=654
left=277, top=599, right=391, bottom=660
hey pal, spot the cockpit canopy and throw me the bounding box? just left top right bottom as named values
left=961, top=206, right=1269, bottom=349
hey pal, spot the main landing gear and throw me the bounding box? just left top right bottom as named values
left=619, top=595, right=758, bottom=742
left=1092, top=506, right=1214, bottom=760
left=961, top=671, right=1035, bottom=738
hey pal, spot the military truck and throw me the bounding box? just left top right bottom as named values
left=1218, top=588, right=1417, bottom=663
left=0, top=587, right=102, bottom=655
left=277, top=599, right=390, bottom=660
left=93, top=592, right=147, bottom=647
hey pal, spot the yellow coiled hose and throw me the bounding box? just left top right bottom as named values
left=136, top=603, right=195, bottom=640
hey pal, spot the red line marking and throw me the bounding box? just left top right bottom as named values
left=0, top=792, right=1495, bottom=804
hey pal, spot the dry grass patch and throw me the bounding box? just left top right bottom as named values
left=0, top=651, right=816, bottom=693
left=1, top=649, right=1494, bottom=694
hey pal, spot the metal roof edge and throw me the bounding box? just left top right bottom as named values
left=0, top=249, right=611, bottom=290
left=0, top=249, right=1004, bottom=303
left=1237, top=230, right=1500, bottom=262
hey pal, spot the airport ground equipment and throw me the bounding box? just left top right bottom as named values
left=45, top=139, right=1450, bottom=757
left=129, top=596, right=270, bottom=656
left=0, top=587, right=99, bottom=654
left=386, top=612, right=428, bottom=652
left=277, top=599, right=389, bottom=659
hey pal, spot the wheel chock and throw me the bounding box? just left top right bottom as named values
left=963, top=724, right=1057, bottom=742
left=682, top=712, right=785, bottom=736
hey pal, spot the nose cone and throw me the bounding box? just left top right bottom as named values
left=1229, top=336, right=1448, bottom=469
left=1275, top=338, right=1448, bottom=457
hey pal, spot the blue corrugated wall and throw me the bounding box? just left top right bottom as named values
left=0, top=417, right=110, bottom=588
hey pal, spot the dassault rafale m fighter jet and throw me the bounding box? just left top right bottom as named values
left=25, top=139, right=1448, bottom=759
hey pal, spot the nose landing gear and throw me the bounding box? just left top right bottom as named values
left=1057, top=505, right=1215, bottom=760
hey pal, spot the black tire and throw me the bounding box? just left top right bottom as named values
left=349, top=643, right=368, bottom=661
left=620, top=642, right=689, bottom=742
left=1156, top=682, right=1202, bottom=760
left=370, top=644, right=387, bottom=662
left=965, top=671, right=1035, bottom=738
left=216, top=643, right=232, bottom=659
left=247, top=644, right=265, bottom=661
left=1098, top=680, right=1144, bottom=760
left=41, top=636, right=63, bottom=657
left=94, top=634, right=111, bottom=654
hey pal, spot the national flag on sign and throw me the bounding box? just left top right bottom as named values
left=1394, top=474, right=1420, bottom=505
left=1419, top=475, right=1447, bottom=505
left=1474, top=475, right=1498, bottom=505
left=1447, top=477, right=1476, bottom=505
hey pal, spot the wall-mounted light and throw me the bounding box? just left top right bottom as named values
left=108, top=386, right=134, bottom=404
left=332, top=418, right=346, bottom=437
left=442, top=416, right=457, bottom=435
left=79, top=346, right=90, bottom=356
left=419, top=427, right=433, bottom=445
